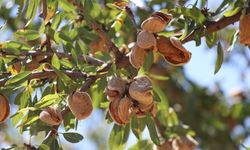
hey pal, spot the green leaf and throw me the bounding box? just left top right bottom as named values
left=227, top=30, right=238, bottom=52
left=25, top=0, right=39, bottom=21
left=83, top=0, right=94, bottom=22
left=35, top=94, right=59, bottom=109
left=128, top=140, right=153, bottom=150
left=146, top=114, right=160, bottom=146
left=11, top=112, right=25, bottom=127
left=176, top=6, right=206, bottom=24
left=63, top=132, right=84, bottom=143
left=223, top=7, right=241, bottom=17
left=15, top=29, right=40, bottom=41
left=214, top=42, right=224, bottom=74
left=109, top=124, right=130, bottom=150
left=111, top=10, right=127, bottom=32
left=148, top=73, right=169, bottom=81
left=138, top=51, right=153, bottom=75
left=205, top=32, right=216, bottom=48
left=17, top=115, right=39, bottom=127
left=152, top=84, right=168, bottom=109
left=131, top=117, right=146, bottom=140
left=58, top=0, right=76, bottom=12
left=5, top=71, right=31, bottom=85
left=52, top=53, right=60, bottom=70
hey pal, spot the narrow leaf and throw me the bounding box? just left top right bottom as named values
left=146, top=114, right=160, bottom=145
left=63, top=132, right=84, bottom=143
left=214, top=42, right=224, bottom=74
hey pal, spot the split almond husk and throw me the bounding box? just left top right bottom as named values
left=157, top=36, right=191, bottom=66
left=106, top=77, right=127, bottom=101
left=129, top=44, right=146, bottom=69
left=141, top=12, right=172, bottom=33
left=67, top=91, right=93, bottom=120
left=129, top=75, right=153, bottom=106
left=39, top=106, right=63, bottom=126
left=0, top=94, right=10, bottom=123
left=117, top=97, right=132, bottom=124
left=109, top=98, right=125, bottom=125
left=137, top=30, right=157, bottom=50
left=240, top=14, right=250, bottom=45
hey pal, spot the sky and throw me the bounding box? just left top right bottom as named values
left=1, top=0, right=250, bottom=149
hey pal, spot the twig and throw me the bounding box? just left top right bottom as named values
left=0, top=70, right=87, bottom=87
left=90, top=22, right=124, bottom=62
left=181, top=7, right=250, bottom=43
left=125, top=6, right=139, bottom=31
left=0, top=50, right=104, bottom=66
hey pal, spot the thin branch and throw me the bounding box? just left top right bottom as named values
left=0, top=50, right=104, bottom=66
left=90, top=22, right=124, bottom=61
left=181, top=7, right=250, bottom=43
left=0, top=70, right=87, bottom=87
left=125, top=6, right=139, bottom=31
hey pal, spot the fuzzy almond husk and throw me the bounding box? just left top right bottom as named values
left=39, top=106, right=63, bottom=126
left=0, top=94, right=10, bottom=123
left=141, top=16, right=167, bottom=33
left=106, top=77, right=127, bottom=101
left=157, top=36, right=191, bottom=66
left=67, top=91, right=93, bottom=120
left=137, top=30, right=157, bottom=50
left=117, top=97, right=132, bottom=124
left=109, top=98, right=125, bottom=125
left=129, top=75, right=153, bottom=106
left=240, top=14, right=250, bottom=45
left=129, top=44, right=146, bottom=69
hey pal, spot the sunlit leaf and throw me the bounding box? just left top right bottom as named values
left=214, top=42, right=224, bottom=74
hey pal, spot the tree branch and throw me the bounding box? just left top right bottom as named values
left=0, top=70, right=87, bottom=87
left=181, top=7, right=250, bottom=43
left=0, top=50, right=104, bottom=66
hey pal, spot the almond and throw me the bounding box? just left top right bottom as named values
left=67, top=91, right=93, bottom=120
left=0, top=94, right=10, bottom=123
left=157, top=36, right=191, bottom=66
left=39, top=106, right=63, bottom=126
left=129, top=44, right=146, bottom=69
left=137, top=30, right=157, bottom=50
left=117, top=97, right=132, bottom=124
left=240, top=14, right=250, bottom=45
left=106, top=77, right=127, bottom=101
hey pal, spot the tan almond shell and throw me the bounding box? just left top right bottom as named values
left=108, top=99, right=125, bottom=125
left=137, top=30, right=157, bottom=50
left=141, top=16, right=166, bottom=33
left=240, top=14, right=250, bottom=45
left=68, top=91, right=93, bottom=120
left=129, top=76, right=154, bottom=105
left=157, top=36, right=191, bottom=66
left=0, top=94, right=10, bottom=123
left=117, top=97, right=132, bottom=124
left=106, top=77, right=127, bottom=101
left=129, top=44, right=147, bottom=69
left=39, top=106, right=63, bottom=126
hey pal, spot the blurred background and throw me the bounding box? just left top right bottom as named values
left=1, top=0, right=250, bottom=150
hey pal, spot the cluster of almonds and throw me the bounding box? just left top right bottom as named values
left=157, top=135, right=198, bottom=150
left=129, top=11, right=192, bottom=68
left=39, top=91, right=93, bottom=126
left=0, top=94, right=10, bottom=123
left=106, top=75, right=157, bottom=125
left=239, top=13, right=250, bottom=45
